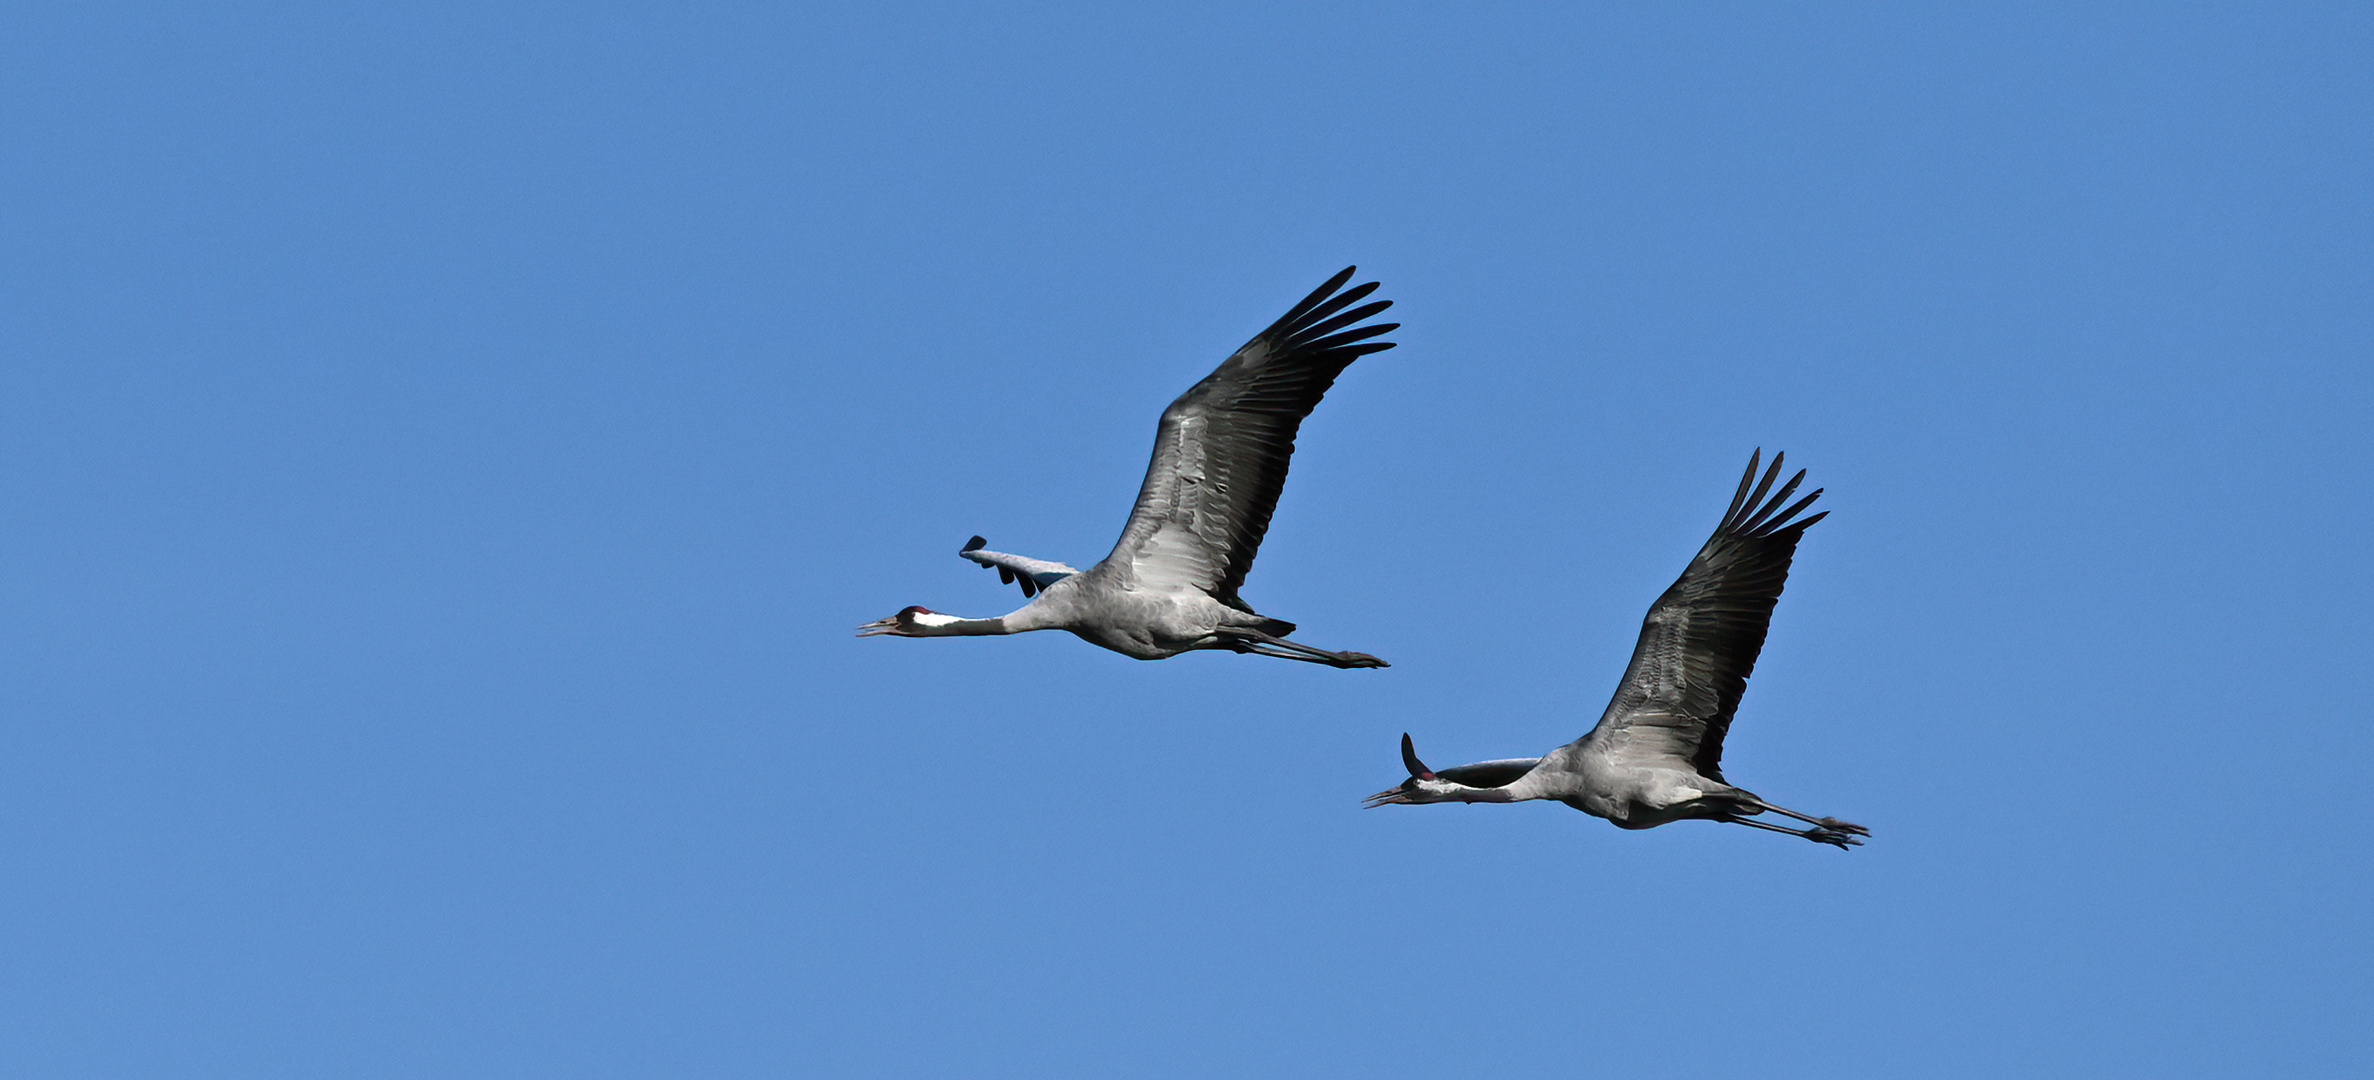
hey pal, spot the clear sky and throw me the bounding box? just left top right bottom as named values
left=5, top=2, right=2369, bottom=1077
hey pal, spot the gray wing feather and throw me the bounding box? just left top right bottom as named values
left=959, top=536, right=1079, bottom=600
left=1098, top=267, right=1397, bottom=603
left=1576, top=451, right=1827, bottom=781
left=1436, top=758, right=1544, bottom=789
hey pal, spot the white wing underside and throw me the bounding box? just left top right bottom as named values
left=1107, top=411, right=1235, bottom=596
left=959, top=541, right=1079, bottom=599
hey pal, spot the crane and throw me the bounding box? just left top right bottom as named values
left=858, top=267, right=1396, bottom=668
left=1364, top=451, right=1869, bottom=848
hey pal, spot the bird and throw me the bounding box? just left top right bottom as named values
left=1364, top=450, right=1869, bottom=848
left=858, top=267, right=1397, bottom=668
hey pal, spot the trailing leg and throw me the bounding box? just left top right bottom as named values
left=1215, top=628, right=1389, bottom=668
left=1723, top=814, right=1863, bottom=850
left=1750, top=798, right=1870, bottom=837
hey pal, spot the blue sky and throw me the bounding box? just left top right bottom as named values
left=5, top=2, right=2368, bottom=1076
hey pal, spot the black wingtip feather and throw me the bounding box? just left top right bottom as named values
left=1295, top=281, right=1382, bottom=329
left=1724, top=449, right=1764, bottom=523
left=1278, top=267, right=1361, bottom=327
left=1300, top=300, right=1396, bottom=342
left=962, top=536, right=987, bottom=552
left=1304, top=322, right=1398, bottom=353
left=1399, top=733, right=1435, bottom=779
left=1767, top=490, right=1826, bottom=534
left=1739, top=454, right=1783, bottom=522
left=1737, top=469, right=1809, bottom=533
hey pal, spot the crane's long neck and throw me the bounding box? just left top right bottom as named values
left=909, top=605, right=1060, bottom=636
left=908, top=611, right=1016, bottom=636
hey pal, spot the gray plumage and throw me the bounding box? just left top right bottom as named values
left=859, top=268, right=1395, bottom=668
left=959, top=536, right=1077, bottom=599
left=1366, top=451, right=1868, bottom=849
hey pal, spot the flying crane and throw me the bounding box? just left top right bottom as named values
left=859, top=267, right=1395, bottom=668
left=1366, top=451, right=1868, bottom=847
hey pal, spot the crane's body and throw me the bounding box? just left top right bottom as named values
left=874, top=569, right=1310, bottom=661
left=860, top=268, right=1396, bottom=669
left=1366, top=451, right=1868, bottom=848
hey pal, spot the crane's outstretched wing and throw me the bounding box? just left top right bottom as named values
left=1095, top=267, right=1397, bottom=605
left=1438, top=758, right=1546, bottom=788
left=959, top=536, right=1079, bottom=599
left=1397, top=732, right=1542, bottom=788
left=1575, top=451, right=1827, bottom=781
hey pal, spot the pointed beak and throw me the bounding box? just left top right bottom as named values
left=1362, top=784, right=1413, bottom=809
left=855, top=616, right=899, bottom=637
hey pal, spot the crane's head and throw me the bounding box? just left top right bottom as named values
left=1362, top=733, right=1467, bottom=807
left=856, top=605, right=946, bottom=637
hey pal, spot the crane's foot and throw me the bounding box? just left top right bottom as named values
left=1804, top=826, right=1863, bottom=850
left=1816, top=816, right=1870, bottom=836
left=1329, top=651, right=1390, bottom=669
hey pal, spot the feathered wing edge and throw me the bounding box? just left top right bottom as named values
left=1583, top=450, right=1828, bottom=781
left=958, top=536, right=1079, bottom=599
